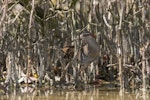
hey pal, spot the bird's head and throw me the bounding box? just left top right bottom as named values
left=80, top=32, right=96, bottom=40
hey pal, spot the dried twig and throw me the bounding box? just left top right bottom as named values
left=103, top=14, right=112, bottom=29
left=26, top=0, right=35, bottom=84
left=0, top=0, right=8, bottom=37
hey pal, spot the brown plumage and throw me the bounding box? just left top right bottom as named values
left=61, top=32, right=100, bottom=66
left=79, top=32, right=100, bottom=65
left=61, top=46, right=74, bottom=60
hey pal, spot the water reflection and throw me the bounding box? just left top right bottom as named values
left=0, top=86, right=150, bottom=100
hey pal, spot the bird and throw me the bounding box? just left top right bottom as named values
left=79, top=32, right=100, bottom=66
left=61, top=32, right=100, bottom=66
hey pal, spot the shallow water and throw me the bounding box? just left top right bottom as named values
left=0, top=86, right=150, bottom=100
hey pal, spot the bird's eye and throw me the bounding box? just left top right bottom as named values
left=83, top=34, right=90, bottom=37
